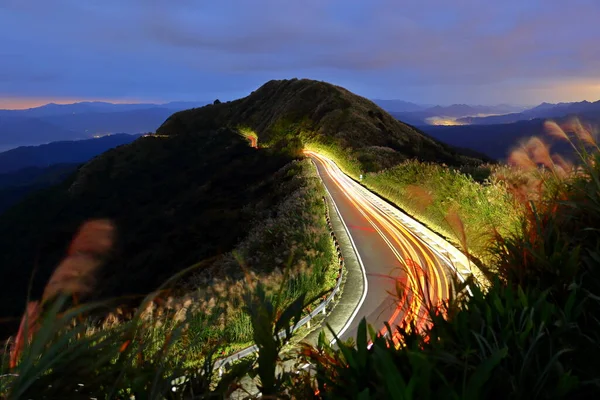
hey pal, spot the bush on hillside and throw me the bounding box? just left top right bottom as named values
left=362, top=160, right=520, bottom=260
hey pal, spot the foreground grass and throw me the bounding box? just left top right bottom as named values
left=1, top=159, right=339, bottom=398
left=186, top=159, right=338, bottom=349
left=0, top=282, right=308, bottom=399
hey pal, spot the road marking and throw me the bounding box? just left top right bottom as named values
left=309, top=153, right=451, bottom=337
left=310, top=158, right=369, bottom=344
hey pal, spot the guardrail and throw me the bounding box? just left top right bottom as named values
left=307, top=150, right=487, bottom=294
left=347, top=175, right=489, bottom=291
left=215, top=196, right=345, bottom=373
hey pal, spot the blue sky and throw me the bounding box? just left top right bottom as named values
left=1, top=0, right=600, bottom=108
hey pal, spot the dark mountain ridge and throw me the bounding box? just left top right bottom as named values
left=457, top=100, right=600, bottom=125
left=0, top=102, right=209, bottom=147
left=0, top=78, right=489, bottom=333
left=0, top=133, right=140, bottom=174
left=0, top=129, right=299, bottom=329
left=0, top=163, right=80, bottom=214
left=422, top=112, right=597, bottom=160
left=158, top=78, right=488, bottom=172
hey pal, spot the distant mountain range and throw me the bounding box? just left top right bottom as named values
left=0, top=133, right=140, bottom=174
left=0, top=101, right=209, bottom=118
left=4, top=96, right=598, bottom=168
left=456, top=100, right=600, bottom=125
left=421, top=111, right=600, bottom=160
left=0, top=133, right=141, bottom=214
left=426, top=104, right=528, bottom=118
left=371, top=100, right=431, bottom=113
left=377, top=97, right=600, bottom=160
left=0, top=101, right=209, bottom=148
left=377, top=103, right=529, bottom=126
left=346, top=99, right=600, bottom=128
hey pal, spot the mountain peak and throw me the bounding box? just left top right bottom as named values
left=158, top=78, right=487, bottom=172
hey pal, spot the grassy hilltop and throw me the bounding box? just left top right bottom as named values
left=2, top=78, right=494, bottom=330
left=158, top=78, right=487, bottom=175
left=159, top=79, right=515, bottom=258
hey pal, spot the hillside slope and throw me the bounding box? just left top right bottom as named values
left=0, top=163, right=79, bottom=214
left=0, top=128, right=332, bottom=329
left=157, top=79, right=487, bottom=173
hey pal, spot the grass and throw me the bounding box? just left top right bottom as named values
left=297, top=117, right=600, bottom=399
left=4, top=109, right=599, bottom=398
left=156, top=78, right=494, bottom=265
left=304, top=137, right=521, bottom=263
left=304, top=141, right=363, bottom=179
left=361, top=160, right=521, bottom=261
left=191, top=159, right=338, bottom=307
left=1, top=156, right=340, bottom=398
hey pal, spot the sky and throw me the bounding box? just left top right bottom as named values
left=1, top=0, right=600, bottom=108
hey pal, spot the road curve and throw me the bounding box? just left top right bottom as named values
left=307, top=151, right=455, bottom=342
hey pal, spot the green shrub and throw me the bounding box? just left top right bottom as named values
left=362, top=160, right=520, bottom=260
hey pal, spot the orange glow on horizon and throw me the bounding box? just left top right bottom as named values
left=0, top=97, right=163, bottom=110
left=521, top=79, right=600, bottom=104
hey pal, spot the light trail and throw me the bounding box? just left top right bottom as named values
left=307, top=151, right=455, bottom=342
left=247, top=135, right=258, bottom=148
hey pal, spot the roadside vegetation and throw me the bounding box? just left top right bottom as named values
left=362, top=160, right=521, bottom=261
left=0, top=128, right=336, bottom=335
left=159, top=79, right=505, bottom=263
left=304, top=138, right=520, bottom=263
left=187, top=159, right=338, bottom=348
left=158, top=79, right=487, bottom=174
left=300, top=118, right=600, bottom=398
left=3, top=118, right=598, bottom=399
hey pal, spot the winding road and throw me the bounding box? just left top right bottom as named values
left=307, top=151, right=457, bottom=342
left=214, top=146, right=475, bottom=377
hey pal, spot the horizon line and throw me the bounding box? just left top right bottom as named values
left=1, top=96, right=598, bottom=111
left=0, top=98, right=213, bottom=111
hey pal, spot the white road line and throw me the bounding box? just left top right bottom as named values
left=310, top=158, right=369, bottom=344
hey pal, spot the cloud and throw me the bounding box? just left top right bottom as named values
left=1, top=0, right=600, bottom=104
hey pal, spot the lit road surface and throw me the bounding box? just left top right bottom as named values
left=307, top=151, right=454, bottom=342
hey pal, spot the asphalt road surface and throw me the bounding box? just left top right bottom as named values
left=308, top=151, right=454, bottom=342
